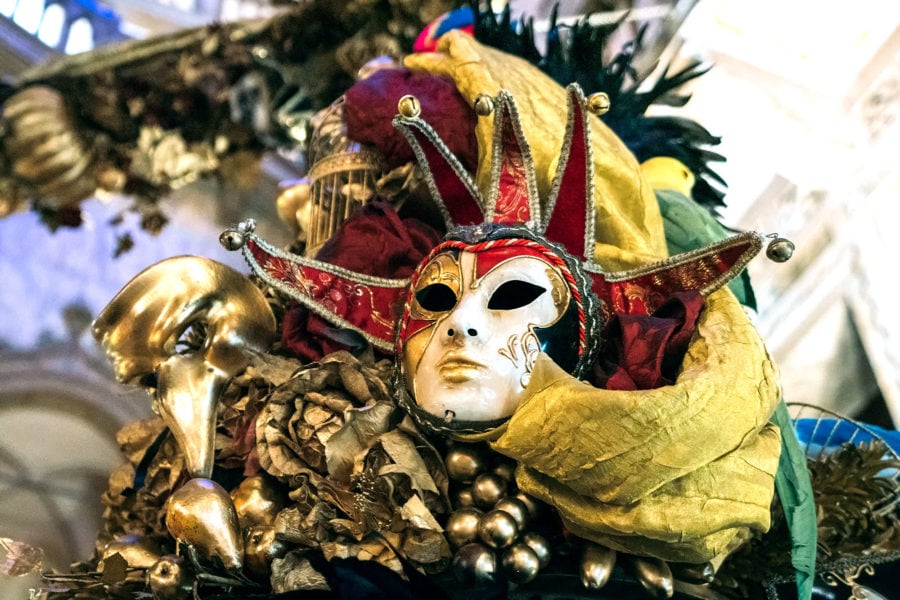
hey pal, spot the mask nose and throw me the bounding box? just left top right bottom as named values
left=440, top=294, right=486, bottom=344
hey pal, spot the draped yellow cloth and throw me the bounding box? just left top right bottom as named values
left=493, top=290, right=782, bottom=561
left=406, top=32, right=782, bottom=563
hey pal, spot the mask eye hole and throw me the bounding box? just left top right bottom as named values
left=416, top=283, right=458, bottom=312
left=175, top=321, right=208, bottom=355
left=488, top=281, right=546, bottom=310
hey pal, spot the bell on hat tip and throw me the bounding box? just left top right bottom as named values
left=398, top=95, right=421, bottom=119
left=219, top=229, right=245, bottom=251
left=587, top=92, right=611, bottom=116
left=474, top=93, right=494, bottom=116
left=766, top=236, right=795, bottom=262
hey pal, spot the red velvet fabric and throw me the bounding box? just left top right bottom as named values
left=343, top=68, right=478, bottom=172
left=593, top=291, right=705, bottom=391
left=282, top=200, right=441, bottom=361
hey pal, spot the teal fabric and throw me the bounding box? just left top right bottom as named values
left=771, top=401, right=817, bottom=600
left=655, top=189, right=756, bottom=310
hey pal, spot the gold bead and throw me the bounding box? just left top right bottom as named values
left=521, top=532, right=552, bottom=569
left=474, top=93, right=494, bottom=116
left=454, top=486, right=476, bottom=508
left=587, top=92, right=611, bottom=116
left=492, top=459, right=516, bottom=482
left=471, top=472, right=507, bottom=508
left=766, top=237, right=795, bottom=262
left=501, top=543, right=541, bottom=584
left=478, top=509, right=519, bottom=549
left=397, top=94, right=421, bottom=118
left=494, top=496, right=529, bottom=529
left=452, top=543, right=497, bottom=584
left=446, top=445, right=488, bottom=483
left=446, top=507, right=483, bottom=549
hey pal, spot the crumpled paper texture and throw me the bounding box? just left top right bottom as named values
left=404, top=31, right=668, bottom=268
left=493, top=289, right=782, bottom=562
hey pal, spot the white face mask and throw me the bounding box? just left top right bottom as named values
left=401, top=249, right=570, bottom=423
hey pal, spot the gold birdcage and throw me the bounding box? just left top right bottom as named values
left=303, top=96, right=385, bottom=257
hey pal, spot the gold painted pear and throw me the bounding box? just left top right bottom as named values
left=166, top=478, right=244, bottom=572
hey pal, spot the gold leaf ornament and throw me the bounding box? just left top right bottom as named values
left=0, top=85, right=98, bottom=207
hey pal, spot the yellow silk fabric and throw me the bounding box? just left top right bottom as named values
left=404, top=31, right=668, bottom=265
left=493, top=290, right=782, bottom=562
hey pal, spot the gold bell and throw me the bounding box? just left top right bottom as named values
left=587, top=92, right=611, bottom=116
left=397, top=94, right=421, bottom=119
left=474, top=93, right=495, bottom=116
left=766, top=236, right=795, bottom=262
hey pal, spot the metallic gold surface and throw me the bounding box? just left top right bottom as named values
left=580, top=543, right=616, bottom=590
left=230, top=475, right=288, bottom=529
left=766, top=237, right=795, bottom=262
left=397, top=94, right=422, bottom=119
left=99, top=534, right=161, bottom=572
left=470, top=473, right=507, bottom=508
left=520, top=532, right=551, bottom=569
left=474, top=93, right=495, bottom=116
left=0, top=85, right=97, bottom=207
left=243, top=525, right=288, bottom=578
left=93, top=256, right=276, bottom=478
left=452, top=542, right=497, bottom=584
left=586, top=92, right=611, bottom=116
left=477, top=509, right=519, bottom=549
left=445, top=445, right=488, bottom=483
left=147, top=555, right=193, bottom=600
left=493, top=496, right=529, bottom=529
left=446, top=507, right=483, bottom=549
left=166, top=478, right=244, bottom=572
left=631, top=556, right=675, bottom=599
left=501, top=542, right=540, bottom=584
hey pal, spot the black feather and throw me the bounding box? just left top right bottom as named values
left=472, top=3, right=729, bottom=214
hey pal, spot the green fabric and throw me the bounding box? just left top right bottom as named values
left=771, top=401, right=817, bottom=600
left=655, top=189, right=756, bottom=309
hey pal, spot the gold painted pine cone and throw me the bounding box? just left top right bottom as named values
left=1, top=85, right=97, bottom=206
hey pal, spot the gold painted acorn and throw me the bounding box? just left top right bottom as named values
left=630, top=556, right=675, bottom=599
left=166, top=478, right=244, bottom=572
left=580, top=543, right=616, bottom=590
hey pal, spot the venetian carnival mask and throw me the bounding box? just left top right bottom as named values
left=92, top=255, right=276, bottom=477
left=401, top=247, right=573, bottom=424
left=223, top=84, right=763, bottom=436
